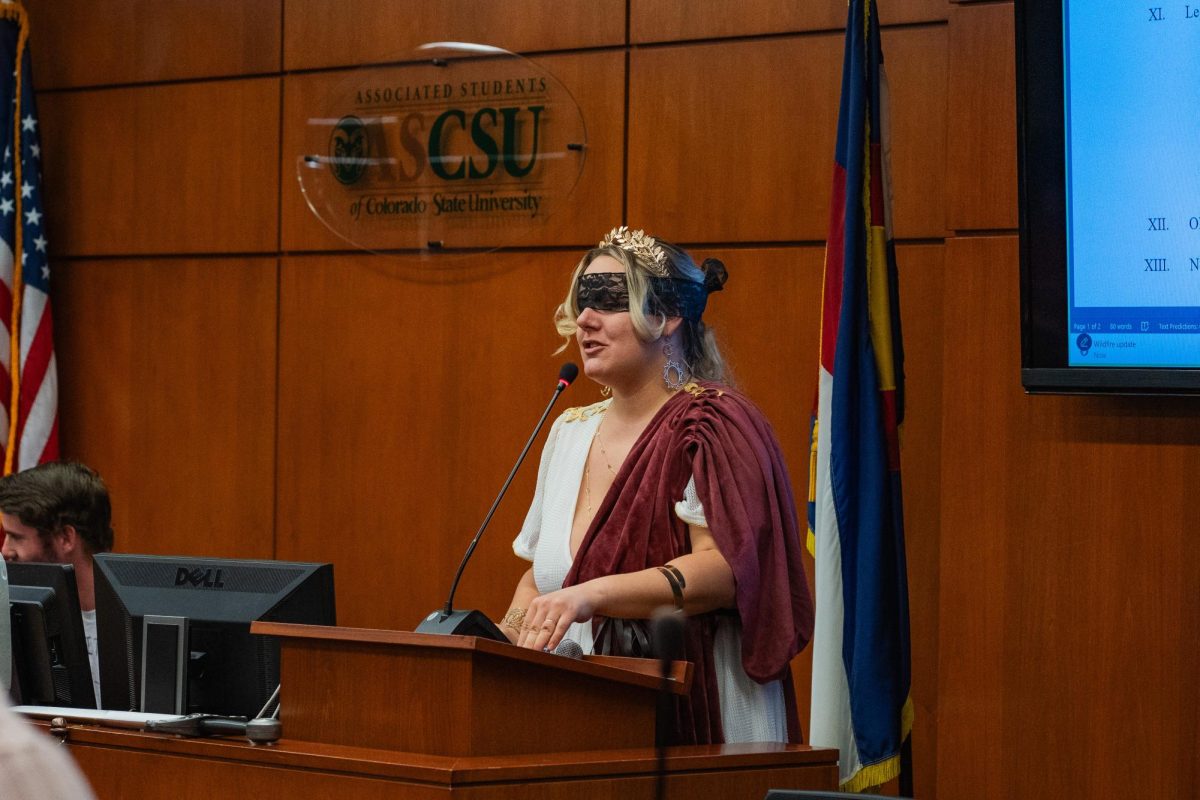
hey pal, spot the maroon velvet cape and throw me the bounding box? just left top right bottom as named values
left=563, top=383, right=814, bottom=744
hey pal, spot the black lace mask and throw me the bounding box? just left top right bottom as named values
left=576, top=272, right=709, bottom=321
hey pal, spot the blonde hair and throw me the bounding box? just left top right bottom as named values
left=554, top=238, right=729, bottom=383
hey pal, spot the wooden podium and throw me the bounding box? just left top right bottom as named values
left=43, top=624, right=838, bottom=799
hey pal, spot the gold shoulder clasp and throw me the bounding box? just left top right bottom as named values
left=563, top=400, right=610, bottom=423
left=681, top=382, right=723, bottom=398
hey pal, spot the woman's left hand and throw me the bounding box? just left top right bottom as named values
left=517, top=581, right=605, bottom=652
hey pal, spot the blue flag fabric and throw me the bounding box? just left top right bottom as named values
left=807, top=0, right=913, bottom=791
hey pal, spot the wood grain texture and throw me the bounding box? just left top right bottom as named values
left=253, top=623, right=692, bottom=694
left=283, top=0, right=625, bottom=71
left=883, top=26, right=949, bottom=239
left=52, top=258, right=277, bottom=561
left=946, top=3, right=1018, bottom=230
left=62, top=730, right=837, bottom=800
left=279, top=640, right=658, bottom=755
left=45, top=720, right=834, bottom=783
left=893, top=244, right=944, bottom=800
left=69, top=747, right=443, bottom=800
left=628, top=27, right=947, bottom=243
left=280, top=51, right=624, bottom=251
left=38, top=79, right=280, bottom=257
left=631, top=0, right=948, bottom=42
left=937, top=235, right=1200, bottom=799
left=24, top=0, right=281, bottom=89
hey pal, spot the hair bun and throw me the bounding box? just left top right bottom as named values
left=700, top=258, right=728, bottom=293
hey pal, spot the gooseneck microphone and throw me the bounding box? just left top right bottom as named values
left=416, top=363, right=579, bottom=640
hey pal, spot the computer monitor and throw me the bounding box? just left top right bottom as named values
left=6, top=562, right=96, bottom=709
left=94, top=553, right=335, bottom=718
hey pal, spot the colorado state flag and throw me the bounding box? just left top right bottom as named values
left=807, top=0, right=912, bottom=791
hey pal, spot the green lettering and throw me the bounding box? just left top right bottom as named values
left=429, top=109, right=466, bottom=180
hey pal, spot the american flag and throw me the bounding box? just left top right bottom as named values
left=0, top=3, right=58, bottom=474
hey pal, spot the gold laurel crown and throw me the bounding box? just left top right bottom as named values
left=599, top=226, right=669, bottom=276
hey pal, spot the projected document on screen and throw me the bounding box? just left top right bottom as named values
left=1064, top=2, right=1200, bottom=366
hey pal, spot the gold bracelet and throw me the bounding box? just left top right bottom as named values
left=501, top=607, right=527, bottom=632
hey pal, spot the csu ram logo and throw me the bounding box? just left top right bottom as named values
left=175, top=567, right=225, bottom=588
left=329, top=115, right=368, bottom=185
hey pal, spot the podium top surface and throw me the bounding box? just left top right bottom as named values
left=38, top=720, right=836, bottom=787
left=251, top=621, right=692, bottom=695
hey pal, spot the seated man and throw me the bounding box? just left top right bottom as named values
left=0, top=462, right=114, bottom=706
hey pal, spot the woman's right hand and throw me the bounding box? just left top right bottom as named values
left=516, top=580, right=604, bottom=652
left=499, top=567, right=539, bottom=644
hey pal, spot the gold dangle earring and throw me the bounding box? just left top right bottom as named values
left=601, top=385, right=612, bottom=397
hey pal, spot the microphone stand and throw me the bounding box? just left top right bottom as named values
left=653, top=609, right=684, bottom=800
left=416, top=365, right=577, bottom=640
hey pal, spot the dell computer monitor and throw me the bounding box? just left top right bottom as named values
left=94, top=553, right=335, bottom=718
left=6, top=562, right=96, bottom=709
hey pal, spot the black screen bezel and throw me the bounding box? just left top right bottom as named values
left=1016, top=0, right=1200, bottom=394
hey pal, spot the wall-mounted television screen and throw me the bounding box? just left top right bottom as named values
left=1018, top=1, right=1200, bottom=393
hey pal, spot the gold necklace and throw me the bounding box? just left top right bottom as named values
left=593, top=416, right=618, bottom=477
left=584, top=460, right=593, bottom=516
left=585, top=415, right=618, bottom=516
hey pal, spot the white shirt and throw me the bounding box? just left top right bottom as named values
left=80, top=609, right=101, bottom=708
left=513, top=401, right=788, bottom=742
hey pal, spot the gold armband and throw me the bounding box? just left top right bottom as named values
left=656, top=565, right=687, bottom=612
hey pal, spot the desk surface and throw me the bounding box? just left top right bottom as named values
left=42, top=722, right=839, bottom=799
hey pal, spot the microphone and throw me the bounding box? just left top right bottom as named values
left=652, top=607, right=685, bottom=800
left=416, top=363, right=579, bottom=640
left=652, top=608, right=685, bottom=665
left=557, top=362, right=579, bottom=389
left=553, top=639, right=584, bottom=659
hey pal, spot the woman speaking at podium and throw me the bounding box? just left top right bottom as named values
left=504, top=227, right=813, bottom=745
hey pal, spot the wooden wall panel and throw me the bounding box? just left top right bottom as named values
left=280, top=51, right=624, bottom=252
left=946, top=3, right=1017, bottom=231
left=39, top=79, right=281, bottom=257
left=276, top=251, right=595, bottom=629
left=937, top=235, right=1200, bottom=799
left=628, top=27, right=946, bottom=244
left=283, top=0, right=625, bottom=72
left=53, top=258, right=277, bottom=561
left=632, top=0, right=947, bottom=43
left=629, top=37, right=839, bottom=243
left=936, top=235, right=1022, bottom=799
left=690, top=247, right=821, bottom=480
left=893, top=243, right=944, bottom=800
left=25, top=0, right=281, bottom=89
left=883, top=27, right=949, bottom=239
